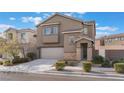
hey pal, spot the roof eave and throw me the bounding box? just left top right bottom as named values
left=36, top=13, right=84, bottom=27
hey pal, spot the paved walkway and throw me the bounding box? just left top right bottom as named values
left=0, top=59, right=57, bottom=73
left=0, top=59, right=124, bottom=80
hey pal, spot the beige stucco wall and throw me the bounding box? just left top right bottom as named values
left=43, top=35, right=59, bottom=43
left=37, top=14, right=95, bottom=60
left=96, top=45, right=124, bottom=60
left=37, top=14, right=84, bottom=47
left=4, top=29, right=37, bottom=58
left=64, top=32, right=80, bottom=53
left=5, top=29, right=18, bottom=41
left=37, top=14, right=95, bottom=47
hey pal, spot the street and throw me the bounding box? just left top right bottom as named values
left=0, top=72, right=122, bottom=81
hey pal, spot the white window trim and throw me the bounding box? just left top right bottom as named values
left=43, top=25, right=59, bottom=35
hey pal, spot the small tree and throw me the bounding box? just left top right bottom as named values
left=0, top=38, right=6, bottom=54
left=0, top=39, right=21, bottom=59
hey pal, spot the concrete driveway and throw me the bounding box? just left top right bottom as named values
left=0, top=59, right=57, bottom=73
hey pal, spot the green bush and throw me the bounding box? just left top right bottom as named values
left=83, top=62, right=92, bottom=72
left=26, top=52, right=36, bottom=60
left=20, top=58, right=29, bottom=63
left=114, top=63, right=124, bottom=73
left=0, top=61, right=3, bottom=65
left=12, top=57, right=21, bottom=64
left=3, top=60, right=13, bottom=66
left=112, top=59, right=124, bottom=67
left=55, top=61, right=66, bottom=71
left=101, top=59, right=111, bottom=67
left=112, top=60, right=119, bottom=67
left=12, top=57, right=29, bottom=64
left=93, top=55, right=104, bottom=64
left=65, top=60, right=79, bottom=66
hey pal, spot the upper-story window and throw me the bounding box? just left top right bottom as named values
left=21, top=33, right=26, bottom=40
left=8, top=33, right=13, bottom=40
left=52, top=26, right=58, bottom=34
left=81, top=27, right=88, bottom=35
left=44, top=27, right=52, bottom=35
left=68, top=36, right=75, bottom=45
left=43, top=25, right=59, bottom=35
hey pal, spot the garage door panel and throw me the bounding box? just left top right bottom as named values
left=105, top=50, right=124, bottom=60
left=41, top=48, right=64, bottom=59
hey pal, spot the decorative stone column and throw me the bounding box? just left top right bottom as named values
left=87, top=47, right=92, bottom=61
left=87, top=43, right=93, bottom=61
left=76, top=47, right=81, bottom=60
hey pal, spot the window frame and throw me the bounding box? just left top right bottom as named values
left=8, top=33, right=13, bottom=40
left=43, top=25, right=59, bottom=36
left=21, top=32, right=26, bottom=40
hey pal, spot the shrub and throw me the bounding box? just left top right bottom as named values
left=112, top=59, right=124, bottom=67
left=112, top=60, right=120, bottom=67
left=93, top=55, right=104, bottom=64
left=114, top=63, right=124, bottom=73
left=12, top=57, right=29, bottom=64
left=12, top=57, right=21, bottom=64
left=65, top=60, right=79, bottom=66
left=20, top=58, right=29, bottom=63
left=26, top=52, right=36, bottom=60
left=0, top=61, right=3, bottom=65
left=3, top=60, right=13, bottom=66
left=83, top=62, right=92, bottom=72
left=55, top=61, right=66, bottom=71
left=101, top=59, right=111, bottom=67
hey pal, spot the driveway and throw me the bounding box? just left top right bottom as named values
left=0, top=59, right=57, bottom=73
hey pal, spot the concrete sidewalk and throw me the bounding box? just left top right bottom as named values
left=45, top=66, right=124, bottom=80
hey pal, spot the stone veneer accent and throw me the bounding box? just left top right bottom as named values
left=76, top=47, right=81, bottom=60
left=64, top=53, right=76, bottom=60
left=87, top=47, right=92, bottom=61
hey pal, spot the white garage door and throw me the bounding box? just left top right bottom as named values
left=41, top=48, right=64, bottom=59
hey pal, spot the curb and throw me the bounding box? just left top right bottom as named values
left=44, top=70, right=124, bottom=80
left=0, top=70, right=124, bottom=80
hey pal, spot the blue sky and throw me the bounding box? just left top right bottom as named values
left=0, top=12, right=124, bottom=38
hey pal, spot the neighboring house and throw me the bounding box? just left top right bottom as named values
left=95, top=33, right=124, bottom=60
left=3, top=28, right=37, bottom=58
left=36, top=13, right=96, bottom=61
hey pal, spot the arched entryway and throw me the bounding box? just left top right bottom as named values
left=75, top=37, right=94, bottom=61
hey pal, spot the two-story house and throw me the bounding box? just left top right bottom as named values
left=95, top=33, right=124, bottom=60
left=36, top=13, right=96, bottom=61
left=4, top=28, right=37, bottom=58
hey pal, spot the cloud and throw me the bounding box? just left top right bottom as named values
left=9, top=17, right=16, bottom=20
left=77, top=12, right=86, bottom=15
left=42, top=13, right=51, bottom=18
left=42, top=13, right=54, bottom=19
left=96, top=23, right=99, bottom=26
left=63, top=12, right=86, bottom=17
left=64, top=12, right=74, bottom=16
left=96, top=31, right=111, bottom=38
left=96, top=26, right=118, bottom=31
left=0, top=24, right=15, bottom=32
left=21, top=16, right=42, bottom=25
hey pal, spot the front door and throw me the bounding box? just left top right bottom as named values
left=81, top=43, right=87, bottom=60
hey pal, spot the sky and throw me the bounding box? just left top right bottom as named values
left=0, top=12, right=124, bottom=38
